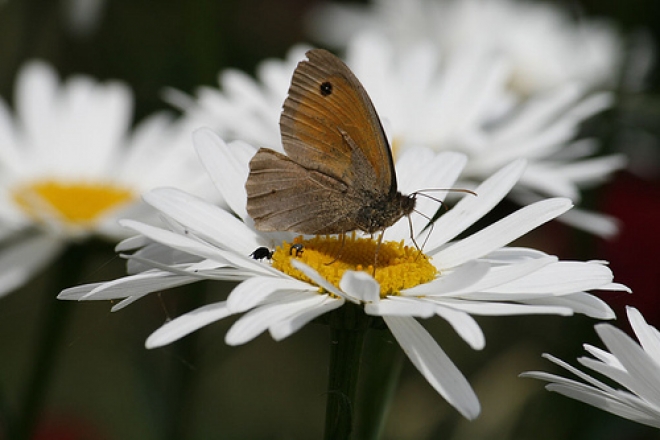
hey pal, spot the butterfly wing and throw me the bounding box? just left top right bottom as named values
left=246, top=49, right=399, bottom=234
left=280, top=49, right=396, bottom=193
left=246, top=148, right=365, bottom=234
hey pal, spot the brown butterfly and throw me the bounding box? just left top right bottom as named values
left=245, top=49, right=416, bottom=237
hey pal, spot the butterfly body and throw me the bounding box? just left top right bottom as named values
left=246, top=49, right=415, bottom=236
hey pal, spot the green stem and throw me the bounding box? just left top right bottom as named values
left=324, top=303, right=370, bottom=440
left=162, top=283, right=206, bottom=440
left=356, top=329, right=404, bottom=440
left=10, top=243, right=89, bottom=440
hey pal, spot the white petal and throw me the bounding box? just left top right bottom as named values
left=447, top=256, right=556, bottom=296
left=269, top=295, right=344, bottom=341
left=596, top=324, right=660, bottom=407
left=120, top=219, right=226, bottom=262
left=523, top=366, right=660, bottom=428
left=339, top=270, right=380, bottom=303
left=558, top=154, right=627, bottom=186
left=627, top=307, right=660, bottom=365
left=522, top=292, right=615, bottom=319
left=545, top=382, right=660, bottom=429
left=193, top=128, right=256, bottom=220
left=483, top=261, right=613, bottom=295
left=145, top=301, right=232, bottom=348
left=143, top=187, right=260, bottom=255
left=402, top=260, right=490, bottom=296
left=365, top=297, right=436, bottom=318
left=434, top=306, right=485, bottom=350
left=426, top=159, right=527, bottom=253
left=290, top=259, right=359, bottom=304
left=388, top=150, right=468, bottom=239
left=120, top=219, right=270, bottom=276
left=70, top=270, right=197, bottom=301
left=539, top=353, right=618, bottom=393
left=225, top=292, right=326, bottom=345
left=384, top=316, right=480, bottom=419
left=115, top=234, right=150, bottom=252
left=58, top=282, right=104, bottom=300
left=557, top=207, right=620, bottom=238
left=0, top=234, right=64, bottom=297
left=436, top=300, right=573, bottom=316
left=227, top=276, right=315, bottom=313
left=482, top=247, right=550, bottom=263
left=435, top=198, right=572, bottom=269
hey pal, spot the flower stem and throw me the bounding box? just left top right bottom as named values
left=324, top=302, right=371, bottom=440
left=356, top=329, right=404, bottom=440
left=10, top=243, right=89, bottom=440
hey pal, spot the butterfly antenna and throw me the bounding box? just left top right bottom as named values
left=409, top=208, right=435, bottom=260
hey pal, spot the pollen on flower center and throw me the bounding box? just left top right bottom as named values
left=272, top=234, right=437, bottom=297
left=12, top=179, right=135, bottom=226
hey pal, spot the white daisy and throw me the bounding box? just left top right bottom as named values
left=168, top=35, right=626, bottom=237
left=307, top=0, right=624, bottom=94
left=521, top=306, right=660, bottom=429
left=59, top=128, right=629, bottom=419
left=0, top=60, right=212, bottom=297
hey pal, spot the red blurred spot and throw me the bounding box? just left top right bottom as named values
left=599, top=172, right=660, bottom=330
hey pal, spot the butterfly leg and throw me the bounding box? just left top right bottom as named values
left=324, top=233, right=346, bottom=265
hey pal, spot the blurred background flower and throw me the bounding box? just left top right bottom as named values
left=0, top=0, right=658, bottom=439
left=307, top=0, right=629, bottom=94
left=0, top=60, right=212, bottom=297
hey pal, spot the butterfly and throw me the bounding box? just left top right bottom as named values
left=245, top=49, right=415, bottom=237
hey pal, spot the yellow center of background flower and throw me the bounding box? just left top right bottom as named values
left=13, top=180, right=135, bottom=226
left=272, top=234, right=437, bottom=297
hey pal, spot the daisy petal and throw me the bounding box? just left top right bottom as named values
left=339, top=270, right=380, bottom=303
left=596, top=324, right=660, bottom=407
left=426, top=159, right=527, bottom=252
left=627, top=307, right=660, bottom=363
left=269, top=295, right=344, bottom=341
left=522, top=292, right=615, bottom=319
left=0, top=234, right=64, bottom=298
left=225, top=292, right=326, bottom=345
left=145, top=301, right=232, bottom=348
left=434, top=306, right=485, bottom=350
left=193, top=128, right=256, bottom=220
left=434, top=198, right=572, bottom=268
left=384, top=316, right=480, bottom=419
left=143, top=187, right=260, bottom=255
left=483, top=261, right=614, bottom=295
left=291, top=259, right=359, bottom=304
left=402, top=260, right=490, bottom=296
left=227, top=276, right=315, bottom=313
left=71, top=270, right=197, bottom=301
left=366, top=297, right=436, bottom=318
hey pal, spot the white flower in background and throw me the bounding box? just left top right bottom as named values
left=169, top=34, right=626, bottom=237
left=62, top=0, right=107, bottom=37
left=165, top=45, right=309, bottom=150
left=0, top=61, right=212, bottom=297
left=59, top=128, right=629, bottom=419
left=307, top=0, right=624, bottom=94
left=522, top=307, right=660, bottom=428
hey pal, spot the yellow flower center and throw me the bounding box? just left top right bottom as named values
left=12, top=179, right=135, bottom=227
left=272, top=234, right=437, bottom=298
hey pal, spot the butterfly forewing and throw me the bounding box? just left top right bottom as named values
left=280, top=49, right=395, bottom=192
left=246, top=49, right=413, bottom=235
